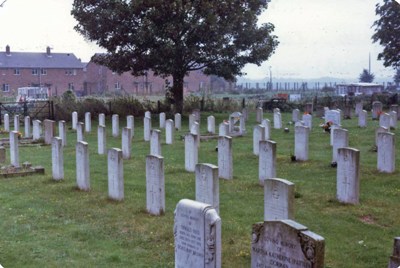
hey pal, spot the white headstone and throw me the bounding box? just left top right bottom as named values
left=377, top=132, right=395, bottom=173
left=375, top=126, right=389, bottom=146
left=14, top=114, right=20, bottom=132
left=4, top=113, right=9, bottom=132
left=144, top=116, right=151, bottom=141
left=332, top=128, right=349, bottom=163
left=146, top=154, right=165, bottom=215
left=358, top=110, right=367, bottom=128
left=256, top=107, right=263, bottom=123
left=261, top=119, right=271, bottom=141
left=379, top=112, right=391, bottom=129
left=32, top=120, right=42, bottom=141
left=185, top=133, right=198, bottom=172
left=295, top=126, right=309, bottom=161
left=122, top=127, right=132, bottom=159
left=112, top=114, right=119, bottom=137
left=108, top=148, right=124, bottom=201
left=325, top=110, right=341, bottom=126
left=218, top=122, right=229, bottom=137
left=174, top=113, right=181, bottom=130
left=52, top=137, right=64, bottom=181
left=253, top=125, right=265, bottom=156
left=98, top=125, right=106, bottom=155
left=24, top=116, right=31, bottom=138
left=372, top=101, right=383, bottom=119
left=76, top=122, right=84, bottom=142
left=196, top=163, right=219, bottom=213
left=302, top=114, right=312, bottom=130
left=174, top=199, right=221, bottom=268
left=190, top=121, right=200, bottom=147
left=390, top=111, right=397, bottom=129
left=259, top=140, right=276, bottom=186
left=159, top=112, right=166, bottom=128
left=264, top=178, right=294, bottom=221
left=337, top=147, right=360, bottom=204
left=207, top=116, right=215, bottom=134
left=76, top=141, right=90, bottom=191
left=99, top=113, right=105, bottom=126
left=127, top=115, right=134, bottom=138
left=9, top=131, right=19, bottom=167
left=292, top=109, right=300, bottom=122
left=58, top=120, right=67, bottom=147
left=165, top=119, right=174, bottom=145
left=189, top=114, right=196, bottom=130
left=44, top=119, right=55, bottom=145
left=355, top=102, right=363, bottom=117
left=150, top=129, right=161, bottom=156
left=85, top=112, right=91, bottom=132
left=72, top=111, right=78, bottom=130
left=218, top=136, right=233, bottom=180
left=145, top=111, right=151, bottom=118
left=330, top=124, right=341, bottom=146
left=273, top=112, right=282, bottom=129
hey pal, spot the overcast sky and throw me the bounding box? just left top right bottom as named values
left=0, top=0, right=397, bottom=81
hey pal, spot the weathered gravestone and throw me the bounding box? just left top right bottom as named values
left=372, top=101, right=383, bottom=120
left=343, top=106, right=352, bottom=119
left=358, top=110, right=367, bottom=128
left=185, top=133, right=198, bottom=172
left=76, top=141, right=90, bottom=191
left=207, top=116, right=215, bottom=134
left=242, top=107, right=248, bottom=121
left=264, top=178, right=294, bottom=221
left=256, top=107, right=263, bottom=123
left=127, top=115, right=134, bottom=138
left=97, top=125, right=106, bottom=155
left=174, top=199, right=221, bottom=268
left=150, top=129, right=161, bottom=156
left=355, top=102, right=363, bottom=117
left=377, top=132, right=395, bottom=173
left=32, top=120, right=42, bottom=141
left=108, top=148, right=124, bottom=201
left=375, top=126, right=389, bottom=147
left=10, top=131, right=19, bottom=167
left=122, top=127, right=132, bottom=159
left=388, top=237, right=400, bottom=268
left=44, top=119, right=55, bottom=145
left=193, top=109, right=201, bottom=125
left=304, top=103, right=313, bottom=114
left=259, top=140, right=276, bottom=186
left=72, top=111, right=78, bottom=130
left=24, top=116, right=31, bottom=138
left=99, top=113, right=105, bottom=126
left=195, top=163, right=219, bottom=213
left=302, top=114, right=312, bottom=130
left=218, top=122, right=229, bottom=137
left=112, top=114, right=119, bottom=137
left=218, top=136, right=233, bottom=180
left=261, top=119, right=271, bottom=141
left=324, top=110, right=341, bottom=126
left=292, top=109, right=300, bottom=123
left=253, top=125, right=265, bottom=156
left=4, top=113, right=9, bottom=132
left=76, top=122, right=84, bottom=142
left=159, top=112, right=166, bottom=129
left=174, top=113, right=181, bottom=130
left=229, top=112, right=245, bottom=135
left=58, top=120, right=67, bottom=147
left=52, top=137, right=64, bottom=181
left=189, top=114, right=196, bottom=130
left=390, top=104, right=400, bottom=120
left=295, top=126, right=309, bottom=161
left=251, top=220, right=325, bottom=268
left=14, top=114, right=20, bottom=132
left=379, top=112, right=391, bottom=129
left=273, top=112, right=282, bottom=129
left=190, top=121, right=200, bottom=147
left=146, top=154, right=165, bottom=215
left=165, top=119, right=174, bottom=145
left=332, top=128, right=349, bottom=163
left=85, top=112, right=91, bottom=133
left=144, top=116, right=151, bottom=142
left=145, top=111, right=151, bottom=118
left=389, top=111, right=397, bottom=129
left=337, top=147, right=360, bottom=204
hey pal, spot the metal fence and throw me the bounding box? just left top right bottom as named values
left=0, top=101, right=54, bottom=125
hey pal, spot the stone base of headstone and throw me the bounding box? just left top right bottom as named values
left=0, top=165, right=45, bottom=178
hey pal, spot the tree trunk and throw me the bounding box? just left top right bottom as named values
left=172, top=74, right=184, bottom=114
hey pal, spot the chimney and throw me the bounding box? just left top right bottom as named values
left=5, top=45, right=10, bottom=56
left=46, top=46, right=51, bottom=56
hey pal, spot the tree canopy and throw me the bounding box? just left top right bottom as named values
left=359, top=69, right=375, bottom=83
left=372, top=0, right=400, bottom=69
left=71, top=0, right=278, bottom=112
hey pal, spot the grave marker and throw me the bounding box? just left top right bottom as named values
left=85, top=112, right=91, bottom=132
left=259, top=140, right=276, bottom=186
left=264, top=178, right=294, bottom=221
left=24, top=116, right=31, bottom=138
left=112, top=114, right=119, bottom=137
left=377, top=132, right=395, bottom=173
left=127, top=115, right=134, bottom=138
left=72, top=111, right=78, bottom=130
left=32, top=120, right=42, bottom=141
left=52, top=137, right=64, bottom=181
left=150, top=129, right=161, bottom=156
left=185, top=133, right=198, bottom=172
left=99, top=113, right=105, bottom=126
left=165, top=119, right=174, bottom=145
left=159, top=112, right=166, bottom=128
left=372, top=101, right=383, bottom=119
left=144, top=116, right=151, bottom=141
left=98, top=125, right=106, bottom=155
left=379, top=112, right=390, bottom=129
left=292, top=109, right=300, bottom=122
left=146, top=154, right=165, bottom=215
left=44, top=119, right=55, bottom=145
left=256, top=107, right=263, bottom=123
left=207, top=115, right=215, bottom=134
left=77, top=122, right=84, bottom=142
left=195, top=163, right=219, bottom=213
left=218, top=136, right=233, bottom=180
left=10, top=131, right=19, bottom=167
left=218, top=122, right=229, bottom=137
left=4, top=113, right=9, bottom=132
left=122, top=127, right=132, bottom=159
left=76, top=141, right=90, bottom=191
left=108, top=148, right=124, bottom=201
left=273, top=112, right=282, bottom=129
left=174, top=113, right=181, bottom=130
left=332, top=128, right=349, bottom=163
left=295, top=126, right=309, bottom=161
left=358, top=110, right=367, bottom=128
left=58, top=120, right=67, bottom=147
left=253, top=125, right=265, bottom=156
left=261, top=119, right=271, bottom=140
left=390, top=111, right=397, bottom=129
left=337, top=147, right=360, bottom=204
left=14, top=114, right=20, bottom=132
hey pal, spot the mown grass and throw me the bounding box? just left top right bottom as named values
left=0, top=111, right=399, bottom=267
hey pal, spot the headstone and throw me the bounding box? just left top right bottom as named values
left=165, top=119, right=174, bottom=145
left=253, top=125, right=265, bottom=156
left=218, top=136, right=233, bottom=180
left=72, top=111, right=78, bottom=130
left=174, top=113, right=181, bottom=130
left=144, top=116, right=151, bottom=141
left=315, top=106, right=325, bottom=118
left=251, top=220, right=325, bottom=268
left=332, top=128, right=349, bottom=163
left=273, top=112, right=282, bottom=129
left=108, top=148, right=124, bottom=201
left=76, top=141, right=90, bottom=191
left=44, top=119, right=55, bottom=145
left=337, top=147, right=360, bottom=204
left=52, top=137, right=64, bottom=181
left=122, top=127, right=132, bottom=159
left=112, top=114, right=119, bottom=137
left=295, top=126, right=309, bottom=161
left=13, top=114, right=20, bottom=132
left=146, top=154, right=165, bottom=215
left=32, top=120, right=42, bottom=141
left=85, top=112, right=91, bottom=132
left=292, top=109, right=300, bottom=122
left=99, top=113, right=105, bottom=126
left=302, top=114, right=312, bottom=130
left=184, top=133, right=198, bottom=172
left=193, top=109, right=201, bottom=125
left=4, top=113, right=9, bottom=132
left=259, top=140, right=277, bottom=186
left=76, top=122, right=84, bottom=142
left=390, top=104, right=400, bottom=120
left=325, top=110, right=341, bottom=126
left=330, top=124, right=341, bottom=146
left=159, top=112, right=166, bottom=128
left=355, top=102, right=363, bottom=117
left=389, top=111, right=397, bottom=129
left=242, top=107, right=248, bottom=121
left=195, top=163, right=219, bottom=213
left=190, top=121, right=200, bottom=147
left=207, top=116, right=215, bottom=134
left=264, top=178, right=294, bottom=221
left=145, top=111, right=151, bottom=118
left=379, top=112, right=390, bottom=129
left=97, top=125, right=106, bottom=155
left=24, top=116, right=31, bottom=138
left=229, top=112, right=245, bottom=135
left=304, top=103, right=313, bottom=114
left=218, top=122, right=229, bottom=137
left=9, top=131, right=19, bottom=167
left=261, top=119, right=271, bottom=140
left=375, top=126, right=389, bottom=146
left=58, top=120, right=67, bottom=147
left=372, top=101, right=383, bottom=119
left=189, top=113, right=196, bottom=130
left=377, top=132, right=395, bottom=173
left=0, top=146, right=5, bottom=163
left=127, top=115, right=134, bottom=138
left=174, top=199, right=221, bottom=268
left=256, top=107, right=263, bottom=123
left=388, top=237, right=400, bottom=268
left=150, top=129, right=161, bottom=156
left=343, top=106, right=352, bottom=119
left=358, top=110, right=367, bottom=128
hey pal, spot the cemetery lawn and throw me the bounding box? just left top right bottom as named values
left=0, top=111, right=399, bottom=267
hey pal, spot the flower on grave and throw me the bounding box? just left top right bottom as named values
left=303, top=112, right=309, bottom=115
left=321, top=121, right=333, bottom=133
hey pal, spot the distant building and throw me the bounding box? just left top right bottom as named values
left=335, top=82, right=384, bottom=96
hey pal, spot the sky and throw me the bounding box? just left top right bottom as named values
left=0, top=0, right=397, bottom=81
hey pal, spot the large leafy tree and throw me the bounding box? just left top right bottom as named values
left=71, top=0, right=278, bottom=112
left=372, top=0, right=400, bottom=68
left=359, top=69, right=375, bottom=83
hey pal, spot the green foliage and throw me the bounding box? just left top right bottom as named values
left=109, top=96, right=146, bottom=117
left=71, top=0, right=279, bottom=112
left=77, top=98, right=108, bottom=118
left=359, top=69, right=375, bottom=83
left=372, top=0, right=400, bottom=68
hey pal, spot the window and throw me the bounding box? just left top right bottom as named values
left=115, top=82, right=121, bottom=90
left=41, top=69, right=47, bottom=75
left=2, top=84, right=9, bottom=92
left=32, top=69, right=39, bottom=75
left=14, top=69, right=20, bottom=75
left=68, top=83, right=74, bottom=90
left=65, top=69, right=76, bottom=76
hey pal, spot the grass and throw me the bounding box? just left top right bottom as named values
left=0, top=111, right=399, bottom=267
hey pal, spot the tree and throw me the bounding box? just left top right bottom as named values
left=71, top=0, right=278, bottom=113
left=372, top=0, right=400, bottom=68
left=359, top=69, right=375, bottom=83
